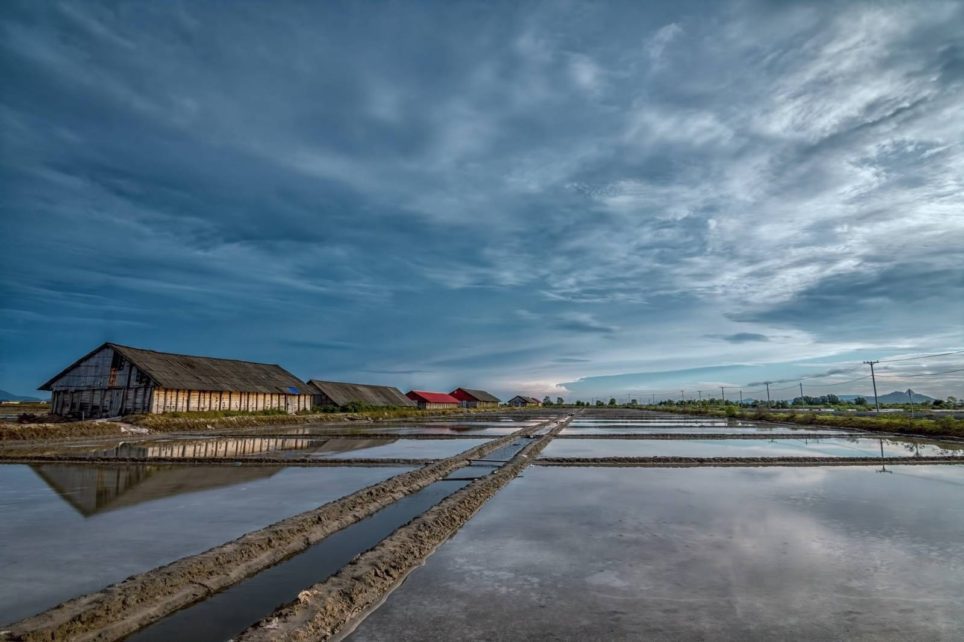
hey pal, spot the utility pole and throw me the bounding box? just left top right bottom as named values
left=680, top=390, right=684, bottom=403
left=864, top=361, right=880, bottom=412
left=698, top=390, right=702, bottom=402
left=739, top=389, right=743, bottom=406
left=721, top=386, right=725, bottom=403
left=651, top=393, right=655, bottom=405
left=765, top=382, right=771, bottom=408
left=799, top=382, right=804, bottom=400
left=907, top=389, right=916, bottom=418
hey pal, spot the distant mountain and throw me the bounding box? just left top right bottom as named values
left=0, top=389, right=43, bottom=402
left=878, top=390, right=934, bottom=404
left=839, top=391, right=935, bottom=404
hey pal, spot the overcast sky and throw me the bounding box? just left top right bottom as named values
left=2, top=1, right=963, bottom=401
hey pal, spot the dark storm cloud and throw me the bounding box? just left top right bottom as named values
left=731, top=262, right=964, bottom=339
left=1, top=1, right=962, bottom=397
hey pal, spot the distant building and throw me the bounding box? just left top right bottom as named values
left=508, top=395, right=542, bottom=407
left=406, top=390, right=460, bottom=410
left=39, top=342, right=313, bottom=417
left=450, top=387, right=501, bottom=408
left=307, top=380, right=415, bottom=409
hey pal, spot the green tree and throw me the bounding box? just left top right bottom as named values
left=542, top=395, right=552, bottom=406
left=556, top=396, right=565, bottom=405
left=608, top=397, right=617, bottom=406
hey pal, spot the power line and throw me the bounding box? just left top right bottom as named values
left=878, top=350, right=964, bottom=364
left=896, top=367, right=964, bottom=378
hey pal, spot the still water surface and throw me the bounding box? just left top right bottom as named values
left=0, top=463, right=409, bottom=624
left=541, top=436, right=964, bottom=458
left=350, top=465, right=964, bottom=640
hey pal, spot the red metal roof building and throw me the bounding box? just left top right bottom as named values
left=406, top=390, right=460, bottom=410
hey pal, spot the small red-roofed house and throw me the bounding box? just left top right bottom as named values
left=406, top=390, right=460, bottom=410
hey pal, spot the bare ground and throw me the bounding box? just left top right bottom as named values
left=0, top=418, right=560, bottom=642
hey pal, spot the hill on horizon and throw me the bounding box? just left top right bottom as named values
left=0, top=389, right=44, bottom=402
left=838, top=391, right=935, bottom=404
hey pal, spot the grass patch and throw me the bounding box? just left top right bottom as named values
left=1, top=406, right=509, bottom=440
left=643, top=405, right=964, bottom=440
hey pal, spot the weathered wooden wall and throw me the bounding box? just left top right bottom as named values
left=417, top=401, right=459, bottom=410
left=149, top=389, right=312, bottom=414
left=48, top=346, right=153, bottom=417
left=47, top=345, right=312, bottom=417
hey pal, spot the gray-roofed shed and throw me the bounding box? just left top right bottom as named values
left=307, top=380, right=416, bottom=408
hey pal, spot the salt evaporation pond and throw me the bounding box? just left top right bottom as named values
left=0, top=463, right=409, bottom=625
left=294, top=438, right=492, bottom=460
left=540, top=436, right=964, bottom=458
left=282, top=423, right=536, bottom=436
left=349, top=465, right=964, bottom=640
left=561, top=424, right=854, bottom=435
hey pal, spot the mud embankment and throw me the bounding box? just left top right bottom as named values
left=1, top=420, right=557, bottom=642
left=554, top=432, right=870, bottom=440
left=0, top=406, right=534, bottom=442
left=535, top=456, right=964, bottom=467
left=236, top=416, right=574, bottom=642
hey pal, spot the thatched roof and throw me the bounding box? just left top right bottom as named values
left=40, top=343, right=313, bottom=394
left=307, top=380, right=415, bottom=407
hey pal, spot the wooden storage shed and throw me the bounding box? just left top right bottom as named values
left=450, top=387, right=501, bottom=408
left=508, top=395, right=542, bottom=407
left=307, top=380, right=416, bottom=409
left=39, top=342, right=313, bottom=418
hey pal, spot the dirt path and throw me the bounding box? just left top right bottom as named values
left=1, top=418, right=562, bottom=642
left=236, top=416, right=574, bottom=642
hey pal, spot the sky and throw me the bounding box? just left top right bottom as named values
left=1, top=1, right=963, bottom=401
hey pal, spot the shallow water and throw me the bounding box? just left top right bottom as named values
left=280, top=423, right=536, bottom=436
left=540, top=436, right=964, bottom=458
left=561, top=424, right=854, bottom=435
left=130, top=478, right=473, bottom=642
left=0, top=464, right=410, bottom=625
left=350, top=465, right=964, bottom=640
left=128, top=438, right=533, bottom=641
left=294, top=438, right=492, bottom=460
left=63, top=436, right=493, bottom=461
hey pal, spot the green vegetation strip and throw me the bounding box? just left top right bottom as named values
left=236, top=417, right=573, bottom=642
left=1, top=418, right=561, bottom=642
left=0, top=407, right=513, bottom=441
left=642, top=406, right=964, bottom=439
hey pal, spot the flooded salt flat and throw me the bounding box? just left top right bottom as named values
left=36, top=436, right=493, bottom=461
left=0, top=463, right=410, bottom=625
left=284, top=437, right=492, bottom=460
left=349, top=465, right=964, bottom=640
left=129, top=439, right=534, bottom=642
left=540, top=436, right=964, bottom=458
left=275, top=422, right=538, bottom=436
left=561, top=424, right=855, bottom=435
